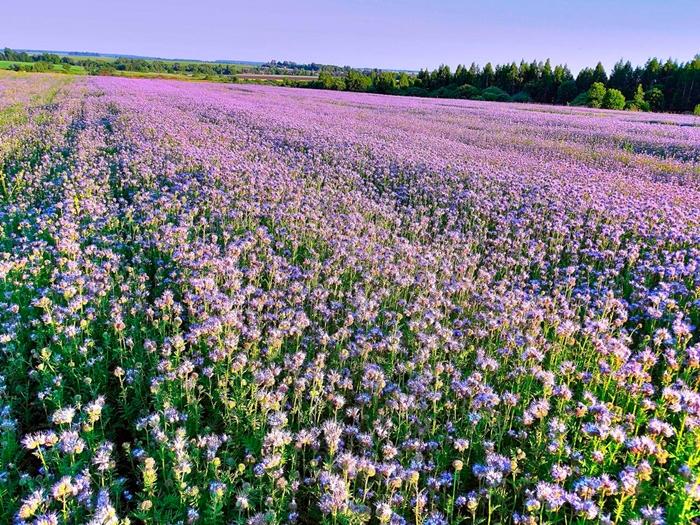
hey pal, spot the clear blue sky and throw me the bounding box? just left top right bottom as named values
left=4, top=0, right=699, bottom=72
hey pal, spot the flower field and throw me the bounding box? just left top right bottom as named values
left=1, top=72, right=699, bottom=524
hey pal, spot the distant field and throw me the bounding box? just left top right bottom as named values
left=51, top=53, right=250, bottom=69
left=237, top=73, right=317, bottom=82
left=109, top=70, right=213, bottom=81
left=0, top=60, right=85, bottom=74
left=0, top=64, right=314, bottom=84
left=0, top=64, right=232, bottom=82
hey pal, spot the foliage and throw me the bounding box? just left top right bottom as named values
left=569, top=92, right=589, bottom=106
left=300, top=54, right=697, bottom=114
left=455, top=84, right=481, bottom=99
left=601, top=88, right=626, bottom=110
left=372, top=71, right=397, bottom=93
left=626, top=84, right=650, bottom=111
left=556, top=80, right=579, bottom=104
left=645, top=87, right=666, bottom=112
left=481, top=86, right=511, bottom=102
left=431, top=86, right=457, bottom=98
left=587, top=82, right=607, bottom=108
left=316, top=70, right=344, bottom=90
left=344, top=70, right=372, bottom=92
left=511, top=91, right=532, bottom=103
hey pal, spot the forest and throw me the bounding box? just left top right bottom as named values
left=309, top=57, right=700, bottom=114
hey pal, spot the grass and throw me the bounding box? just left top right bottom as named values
left=0, top=60, right=86, bottom=74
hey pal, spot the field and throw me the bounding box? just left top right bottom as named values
left=235, top=74, right=318, bottom=82
left=0, top=61, right=86, bottom=74
left=0, top=71, right=699, bottom=524
left=107, top=70, right=235, bottom=82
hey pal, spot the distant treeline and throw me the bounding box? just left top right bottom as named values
left=0, top=48, right=76, bottom=73
left=261, top=60, right=370, bottom=77
left=0, top=48, right=318, bottom=78
left=1, top=48, right=64, bottom=64
left=2, top=47, right=698, bottom=113
left=304, top=57, right=700, bottom=114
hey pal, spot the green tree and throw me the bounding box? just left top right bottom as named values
left=642, top=57, right=661, bottom=88
left=587, top=82, right=606, bottom=108
left=602, top=88, right=626, bottom=110
left=508, top=62, right=522, bottom=93
left=481, top=86, right=511, bottom=102
left=416, top=69, right=430, bottom=88
left=645, top=87, right=665, bottom=111
left=556, top=80, right=579, bottom=104
left=576, top=67, right=595, bottom=92
left=627, top=84, right=649, bottom=111
left=609, top=60, right=635, bottom=98
left=344, top=70, right=371, bottom=92
left=592, top=62, right=608, bottom=84
left=397, top=72, right=411, bottom=89
left=454, top=64, right=468, bottom=85
left=540, top=59, right=555, bottom=102
left=482, top=63, right=495, bottom=88
left=373, top=71, right=396, bottom=94
left=317, top=70, right=337, bottom=89
left=455, top=84, right=481, bottom=99
left=511, top=91, right=532, bottom=103
left=466, top=63, right=480, bottom=85
left=431, top=64, right=452, bottom=88
left=570, top=92, right=589, bottom=106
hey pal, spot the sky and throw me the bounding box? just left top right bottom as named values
left=3, top=0, right=699, bottom=73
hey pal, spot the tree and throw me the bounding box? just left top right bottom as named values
left=570, top=92, right=589, bottom=106
left=602, top=88, right=626, bottom=110
left=556, top=80, right=579, bottom=104
left=694, top=104, right=700, bottom=116
left=416, top=69, right=430, bottom=88
left=317, top=70, right=339, bottom=90
left=501, top=62, right=520, bottom=94
left=645, top=87, right=665, bottom=111
left=482, top=63, right=495, bottom=88
left=540, top=59, right=555, bottom=102
left=518, top=61, right=533, bottom=85
left=576, top=67, right=595, bottom=92
left=553, top=64, right=573, bottom=102
left=642, top=58, right=661, bottom=88
left=455, top=84, right=481, bottom=99
left=627, top=84, right=649, bottom=111
left=481, top=86, right=511, bottom=102
left=373, top=71, right=396, bottom=94
left=587, top=82, right=607, bottom=108
left=609, top=60, right=635, bottom=98
left=344, top=70, right=371, bottom=92
left=592, top=62, right=608, bottom=84
left=431, top=64, right=452, bottom=88
left=454, top=64, right=468, bottom=85
left=466, top=63, right=480, bottom=85
left=512, top=91, right=532, bottom=103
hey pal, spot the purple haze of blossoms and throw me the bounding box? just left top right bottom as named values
left=0, top=72, right=699, bottom=524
